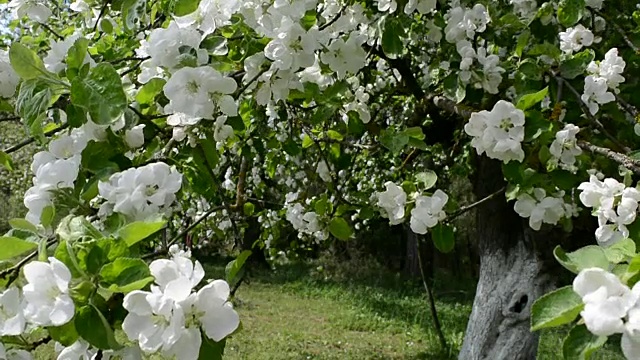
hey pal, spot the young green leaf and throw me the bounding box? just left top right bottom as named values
left=99, top=258, right=154, bottom=293
left=117, top=218, right=166, bottom=246
left=0, top=236, right=38, bottom=260
left=531, top=286, right=583, bottom=331
left=562, top=324, right=607, bottom=360
left=329, top=217, right=353, bottom=240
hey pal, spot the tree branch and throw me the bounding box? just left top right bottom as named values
left=2, top=123, right=69, bottom=155
left=578, top=140, right=640, bottom=175
left=446, top=186, right=506, bottom=221
left=555, top=76, right=631, bottom=153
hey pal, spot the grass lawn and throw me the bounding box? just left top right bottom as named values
left=216, top=261, right=624, bottom=360
left=34, top=260, right=625, bottom=359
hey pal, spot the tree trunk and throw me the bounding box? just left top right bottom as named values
left=458, top=158, right=557, bottom=360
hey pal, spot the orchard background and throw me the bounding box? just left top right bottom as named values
left=1, top=0, right=640, bottom=358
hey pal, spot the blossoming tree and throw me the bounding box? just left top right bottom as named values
left=1, top=0, right=640, bottom=358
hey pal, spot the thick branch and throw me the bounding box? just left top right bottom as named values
left=578, top=140, right=640, bottom=175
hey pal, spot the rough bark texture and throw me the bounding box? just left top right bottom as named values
left=458, top=158, right=557, bottom=360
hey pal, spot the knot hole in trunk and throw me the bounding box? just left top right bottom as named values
left=508, top=293, right=529, bottom=314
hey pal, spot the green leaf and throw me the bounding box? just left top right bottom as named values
left=9, top=218, right=38, bottom=233
left=531, top=286, right=583, bottom=331
left=381, top=17, right=405, bottom=57
left=432, top=223, right=455, bottom=253
left=47, top=321, right=79, bottom=347
left=66, top=38, right=90, bottom=74
left=515, top=30, right=531, bottom=57
left=416, top=170, right=438, bottom=190
left=9, top=42, right=49, bottom=79
left=173, top=0, right=200, bottom=16
left=117, top=218, right=166, bottom=246
left=74, top=305, right=121, bottom=350
left=553, top=245, right=609, bottom=274
left=199, top=335, right=226, bottom=360
left=562, top=324, right=607, bottom=360
left=0, top=151, right=13, bottom=171
left=560, top=49, right=595, bottom=79
left=624, top=254, right=640, bottom=285
left=603, top=238, right=635, bottom=264
left=516, top=87, right=549, bottom=111
left=327, top=130, right=344, bottom=141
left=225, top=250, right=252, bottom=286
left=16, top=79, right=60, bottom=131
left=71, top=63, right=127, bottom=125
left=329, top=217, right=353, bottom=241
left=379, top=129, right=409, bottom=155
left=403, top=127, right=425, bottom=140
left=96, top=237, right=129, bottom=261
left=135, top=78, right=166, bottom=105
left=99, top=258, right=154, bottom=293
left=40, top=205, right=55, bottom=228
left=302, top=134, right=314, bottom=148
left=0, top=236, right=38, bottom=260
left=557, top=0, right=586, bottom=27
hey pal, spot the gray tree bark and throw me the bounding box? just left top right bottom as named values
left=458, top=157, right=557, bottom=360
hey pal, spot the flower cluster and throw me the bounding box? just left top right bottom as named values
left=445, top=5, right=503, bottom=94
left=573, top=268, right=640, bottom=359
left=549, top=124, right=582, bottom=172
left=122, top=245, right=239, bottom=359
left=559, top=24, right=594, bottom=54
left=582, top=48, right=626, bottom=115
left=0, top=258, right=74, bottom=360
left=578, top=175, right=640, bottom=247
left=98, top=162, right=183, bottom=221
left=163, top=66, right=238, bottom=119
left=513, top=188, right=575, bottom=230
left=464, top=100, right=526, bottom=163
left=284, top=194, right=328, bottom=241
left=410, top=190, right=448, bottom=234
left=376, top=181, right=407, bottom=225
left=24, top=130, right=87, bottom=225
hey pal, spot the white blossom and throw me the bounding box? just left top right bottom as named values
left=0, top=288, right=25, bottom=336
left=464, top=100, right=525, bottom=163
left=410, top=190, right=448, bottom=234
left=549, top=124, right=582, bottom=171
left=376, top=181, right=407, bottom=225
left=22, top=257, right=75, bottom=327
left=559, top=25, right=594, bottom=54
left=98, top=162, right=183, bottom=221
left=513, top=188, right=568, bottom=230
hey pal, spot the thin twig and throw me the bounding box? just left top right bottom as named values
left=446, top=186, right=506, bottom=221
left=594, top=10, right=640, bottom=53
left=0, top=238, right=57, bottom=287
left=319, top=4, right=347, bottom=31
left=92, top=0, right=111, bottom=33
left=2, top=123, right=69, bottom=155
left=40, top=23, right=64, bottom=40
left=416, top=236, right=447, bottom=350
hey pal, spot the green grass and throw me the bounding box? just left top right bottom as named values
left=32, top=259, right=625, bottom=359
